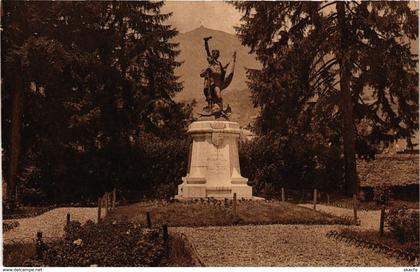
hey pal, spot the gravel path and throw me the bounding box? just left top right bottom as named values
left=173, top=225, right=409, bottom=266
left=3, top=207, right=97, bottom=244
left=298, top=204, right=381, bottom=230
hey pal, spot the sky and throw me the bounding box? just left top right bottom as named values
left=161, top=1, right=242, bottom=34
left=162, top=1, right=419, bottom=36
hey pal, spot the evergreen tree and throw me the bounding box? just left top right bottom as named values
left=2, top=1, right=191, bottom=204
left=233, top=1, right=418, bottom=195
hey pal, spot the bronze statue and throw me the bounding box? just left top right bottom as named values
left=200, top=36, right=236, bottom=118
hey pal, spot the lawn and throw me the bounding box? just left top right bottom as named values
left=107, top=199, right=353, bottom=227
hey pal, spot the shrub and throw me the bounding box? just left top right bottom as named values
left=386, top=207, right=419, bottom=244
left=18, top=133, right=189, bottom=204
left=373, top=185, right=392, bottom=205
left=3, top=221, right=19, bottom=233
left=239, top=134, right=344, bottom=196
left=4, top=243, right=35, bottom=267
left=135, top=133, right=189, bottom=199
left=25, top=219, right=165, bottom=266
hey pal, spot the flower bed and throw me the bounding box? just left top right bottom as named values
left=23, top=219, right=166, bottom=266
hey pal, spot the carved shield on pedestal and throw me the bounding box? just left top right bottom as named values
left=212, top=132, right=224, bottom=147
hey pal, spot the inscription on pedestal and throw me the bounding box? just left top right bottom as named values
left=207, top=148, right=229, bottom=177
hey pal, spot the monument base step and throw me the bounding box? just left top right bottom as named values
left=174, top=196, right=264, bottom=201
left=175, top=183, right=253, bottom=199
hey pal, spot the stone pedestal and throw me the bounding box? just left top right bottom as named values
left=175, top=121, right=253, bottom=199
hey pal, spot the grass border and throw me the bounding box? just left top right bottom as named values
left=326, top=230, right=418, bottom=265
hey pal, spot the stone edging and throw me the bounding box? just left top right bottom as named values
left=326, top=230, right=418, bottom=265
left=178, top=232, right=206, bottom=267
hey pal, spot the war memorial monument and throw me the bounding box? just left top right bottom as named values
left=176, top=37, right=253, bottom=199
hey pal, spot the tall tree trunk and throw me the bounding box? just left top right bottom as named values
left=7, top=69, right=23, bottom=209
left=336, top=2, right=359, bottom=196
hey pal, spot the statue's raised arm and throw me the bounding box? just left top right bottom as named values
left=204, top=36, right=212, bottom=60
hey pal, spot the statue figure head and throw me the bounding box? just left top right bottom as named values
left=211, top=49, right=220, bottom=60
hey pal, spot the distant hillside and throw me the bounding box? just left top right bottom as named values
left=173, top=26, right=260, bottom=126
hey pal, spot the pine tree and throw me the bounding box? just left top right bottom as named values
left=233, top=1, right=418, bottom=195
left=1, top=1, right=191, bottom=204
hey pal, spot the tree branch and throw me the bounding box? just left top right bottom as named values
left=310, top=58, right=338, bottom=81
left=312, top=73, right=337, bottom=92
left=310, top=52, right=328, bottom=72
left=318, top=80, right=340, bottom=96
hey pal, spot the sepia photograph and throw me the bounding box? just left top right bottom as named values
left=1, top=0, right=419, bottom=269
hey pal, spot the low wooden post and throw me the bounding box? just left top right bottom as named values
left=281, top=188, right=285, bottom=202
left=109, top=193, right=112, bottom=211
left=97, top=197, right=102, bottom=223
left=101, top=196, right=104, bottom=217
left=35, top=231, right=44, bottom=260
left=108, top=192, right=111, bottom=211
left=105, top=193, right=109, bottom=213
left=163, top=224, right=169, bottom=242
left=353, top=194, right=358, bottom=223
left=379, top=205, right=385, bottom=236
left=112, top=188, right=116, bottom=209
left=66, top=213, right=70, bottom=226
left=327, top=194, right=330, bottom=205
left=162, top=224, right=169, bottom=257
left=233, top=193, right=237, bottom=216
left=146, top=211, right=152, bottom=228
left=313, top=189, right=317, bottom=210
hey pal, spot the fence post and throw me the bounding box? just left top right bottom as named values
left=97, top=197, right=102, bottom=223
left=102, top=193, right=106, bottom=216
left=105, top=192, right=109, bottom=214
left=146, top=211, right=152, bottom=228
left=163, top=224, right=169, bottom=257
left=66, top=213, right=70, bottom=226
left=35, top=231, right=44, bottom=260
left=353, top=194, right=358, bottom=223
left=281, top=188, right=285, bottom=202
left=112, top=188, right=116, bottom=210
left=379, top=205, right=385, bottom=236
left=233, top=193, right=237, bottom=216
left=108, top=192, right=111, bottom=211
left=163, top=224, right=168, bottom=242
left=313, top=189, right=317, bottom=210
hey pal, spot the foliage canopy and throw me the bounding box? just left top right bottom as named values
left=2, top=1, right=193, bottom=203
left=233, top=1, right=418, bottom=194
